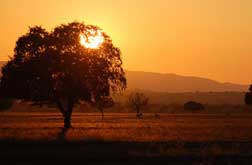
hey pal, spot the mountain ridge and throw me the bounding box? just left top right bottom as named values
left=126, top=70, right=246, bottom=85
left=0, top=61, right=248, bottom=92
left=125, top=70, right=247, bottom=92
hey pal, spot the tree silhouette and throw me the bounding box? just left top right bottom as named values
left=245, top=85, right=252, bottom=106
left=95, top=97, right=114, bottom=120
left=0, top=22, right=126, bottom=129
left=128, top=92, right=149, bottom=118
left=183, top=101, right=205, bottom=111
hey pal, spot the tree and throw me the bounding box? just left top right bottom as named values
left=0, top=22, right=126, bottom=129
left=128, top=92, right=149, bottom=118
left=245, top=84, right=252, bottom=106
left=95, top=97, right=114, bottom=120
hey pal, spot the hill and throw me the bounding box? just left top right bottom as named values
left=126, top=71, right=247, bottom=92
left=0, top=61, right=247, bottom=92
left=0, top=61, right=5, bottom=76
left=0, top=61, right=5, bottom=67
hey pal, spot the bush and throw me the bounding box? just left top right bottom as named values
left=184, top=101, right=205, bottom=111
left=244, top=92, right=252, bottom=106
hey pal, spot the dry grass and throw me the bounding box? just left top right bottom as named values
left=0, top=112, right=252, bottom=142
left=1, top=111, right=252, bottom=164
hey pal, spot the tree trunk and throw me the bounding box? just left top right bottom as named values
left=101, top=109, right=104, bottom=120
left=56, top=97, right=74, bottom=129
left=64, top=111, right=72, bottom=129
left=64, top=98, right=73, bottom=129
left=54, top=97, right=74, bottom=139
left=136, top=107, right=140, bottom=118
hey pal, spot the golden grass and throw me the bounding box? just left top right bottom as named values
left=0, top=112, right=252, bottom=142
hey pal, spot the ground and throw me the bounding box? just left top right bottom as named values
left=0, top=112, right=252, bottom=164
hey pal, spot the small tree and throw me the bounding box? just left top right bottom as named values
left=245, top=85, right=252, bottom=106
left=95, top=97, right=114, bottom=120
left=0, top=22, right=126, bottom=130
left=128, top=92, right=149, bottom=118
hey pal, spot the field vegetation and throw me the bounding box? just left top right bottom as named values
left=0, top=92, right=251, bottom=164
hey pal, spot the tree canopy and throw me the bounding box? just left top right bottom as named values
left=0, top=22, right=126, bottom=128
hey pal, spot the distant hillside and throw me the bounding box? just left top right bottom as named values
left=0, top=61, right=5, bottom=67
left=126, top=71, right=247, bottom=92
left=0, top=61, right=5, bottom=76
left=0, top=61, right=247, bottom=92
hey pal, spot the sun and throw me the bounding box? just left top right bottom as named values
left=80, top=29, right=104, bottom=49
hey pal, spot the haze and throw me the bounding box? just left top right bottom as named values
left=0, top=0, right=252, bottom=84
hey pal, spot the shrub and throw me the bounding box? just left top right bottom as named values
left=184, top=101, right=205, bottom=111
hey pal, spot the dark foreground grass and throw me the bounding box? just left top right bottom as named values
left=0, top=139, right=252, bottom=165
left=1, top=112, right=252, bottom=164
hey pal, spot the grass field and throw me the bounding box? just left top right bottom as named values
left=0, top=112, right=252, bottom=142
left=0, top=111, right=252, bottom=164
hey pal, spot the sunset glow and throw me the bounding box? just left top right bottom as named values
left=80, top=29, right=104, bottom=49
left=0, top=2, right=252, bottom=163
left=1, top=0, right=252, bottom=83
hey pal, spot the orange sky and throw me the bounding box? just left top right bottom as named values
left=0, top=0, right=252, bottom=84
